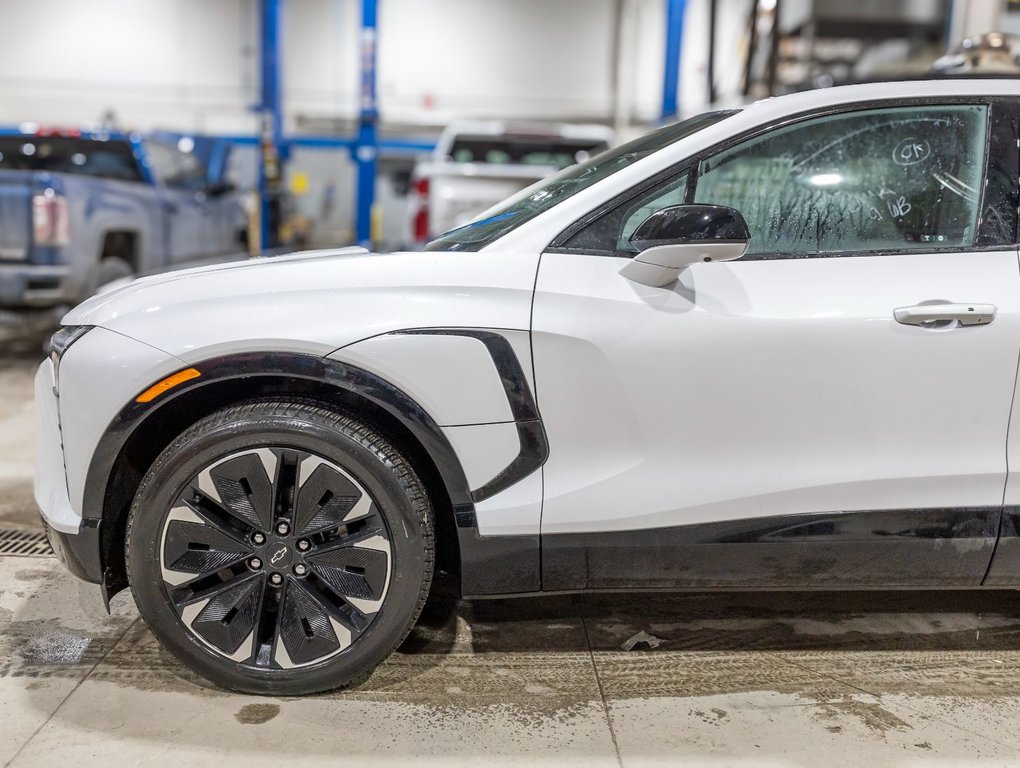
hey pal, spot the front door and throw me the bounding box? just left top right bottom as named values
left=146, top=139, right=213, bottom=264
left=533, top=100, right=1020, bottom=590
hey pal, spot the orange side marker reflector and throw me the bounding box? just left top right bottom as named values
left=136, top=368, right=201, bottom=403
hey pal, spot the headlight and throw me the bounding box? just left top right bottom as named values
left=48, top=325, right=92, bottom=390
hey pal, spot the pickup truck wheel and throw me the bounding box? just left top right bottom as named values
left=96, top=257, right=135, bottom=290
left=125, top=400, right=435, bottom=695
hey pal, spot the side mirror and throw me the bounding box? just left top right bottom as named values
left=205, top=180, right=235, bottom=198
left=619, top=204, right=750, bottom=287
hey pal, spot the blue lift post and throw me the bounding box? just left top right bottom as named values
left=258, top=0, right=284, bottom=254
left=661, top=0, right=687, bottom=121
left=356, top=0, right=379, bottom=249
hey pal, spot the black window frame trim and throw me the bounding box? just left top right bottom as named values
left=548, top=95, right=1020, bottom=259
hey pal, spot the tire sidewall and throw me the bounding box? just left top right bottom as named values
left=127, top=405, right=428, bottom=695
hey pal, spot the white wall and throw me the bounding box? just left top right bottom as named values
left=0, top=0, right=745, bottom=134
left=0, top=0, right=258, bottom=133
left=0, top=0, right=751, bottom=247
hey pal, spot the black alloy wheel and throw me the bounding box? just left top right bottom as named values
left=126, top=401, right=434, bottom=694
left=160, top=446, right=393, bottom=668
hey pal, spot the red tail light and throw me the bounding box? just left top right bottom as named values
left=32, top=191, right=70, bottom=246
left=35, top=126, right=81, bottom=138
left=412, top=177, right=430, bottom=242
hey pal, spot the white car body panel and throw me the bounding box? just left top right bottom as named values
left=57, top=327, right=183, bottom=518
left=51, top=250, right=542, bottom=533
left=471, top=468, right=543, bottom=538
left=534, top=249, right=1020, bottom=533
left=336, top=334, right=514, bottom=426
left=63, top=249, right=539, bottom=361
left=33, top=360, right=79, bottom=534
left=441, top=422, right=521, bottom=495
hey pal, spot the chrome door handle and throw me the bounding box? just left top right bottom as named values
left=893, top=303, right=996, bottom=327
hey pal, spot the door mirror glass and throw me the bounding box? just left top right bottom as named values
left=629, top=204, right=750, bottom=252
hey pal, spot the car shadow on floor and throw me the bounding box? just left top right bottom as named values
left=407, top=577, right=1020, bottom=656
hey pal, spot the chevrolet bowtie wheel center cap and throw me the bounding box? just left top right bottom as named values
left=268, top=542, right=292, bottom=569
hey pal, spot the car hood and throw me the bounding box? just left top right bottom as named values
left=64, top=247, right=371, bottom=326
left=63, top=246, right=538, bottom=362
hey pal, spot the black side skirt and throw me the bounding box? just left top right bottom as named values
left=542, top=507, right=1005, bottom=591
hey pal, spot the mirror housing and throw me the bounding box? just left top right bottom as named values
left=205, top=180, right=236, bottom=198
left=620, top=204, right=750, bottom=287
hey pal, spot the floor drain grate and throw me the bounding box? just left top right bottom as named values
left=0, top=528, right=52, bottom=556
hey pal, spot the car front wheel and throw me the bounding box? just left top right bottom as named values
left=126, top=400, right=434, bottom=695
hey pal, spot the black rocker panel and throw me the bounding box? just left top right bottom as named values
left=542, top=507, right=1003, bottom=591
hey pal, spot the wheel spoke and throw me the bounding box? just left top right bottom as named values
left=273, top=451, right=300, bottom=527
left=275, top=578, right=347, bottom=666
left=251, top=578, right=282, bottom=668
left=309, top=524, right=386, bottom=553
left=189, top=491, right=258, bottom=539
left=180, top=571, right=265, bottom=658
left=293, top=458, right=370, bottom=536
left=163, top=512, right=253, bottom=578
left=306, top=535, right=389, bottom=603
left=300, top=576, right=374, bottom=634
left=198, top=451, right=277, bottom=532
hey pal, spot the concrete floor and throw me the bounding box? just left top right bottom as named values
left=4, top=350, right=1020, bottom=766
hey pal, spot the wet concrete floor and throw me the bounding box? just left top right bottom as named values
left=4, top=351, right=1020, bottom=766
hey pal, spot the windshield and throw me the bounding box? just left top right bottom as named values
left=424, top=110, right=738, bottom=252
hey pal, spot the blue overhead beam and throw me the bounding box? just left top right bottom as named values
left=355, top=0, right=379, bottom=248
left=0, top=126, right=435, bottom=156
left=258, top=0, right=283, bottom=253
left=661, top=0, right=687, bottom=121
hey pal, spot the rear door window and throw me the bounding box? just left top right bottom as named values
left=0, top=136, right=143, bottom=182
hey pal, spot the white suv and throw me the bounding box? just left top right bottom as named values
left=36, top=79, right=1020, bottom=694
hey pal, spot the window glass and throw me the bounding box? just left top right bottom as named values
left=563, top=172, right=689, bottom=252
left=0, top=137, right=142, bottom=182
left=693, top=105, right=988, bottom=257
left=424, top=109, right=738, bottom=252
left=976, top=103, right=1018, bottom=246
left=144, top=141, right=177, bottom=182
left=145, top=140, right=208, bottom=190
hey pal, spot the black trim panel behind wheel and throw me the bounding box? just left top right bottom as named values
left=392, top=328, right=549, bottom=503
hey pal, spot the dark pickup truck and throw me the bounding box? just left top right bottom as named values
left=0, top=128, right=247, bottom=313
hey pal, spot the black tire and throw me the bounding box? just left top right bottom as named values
left=96, top=256, right=135, bottom=291
left=126, top=400, right=434, bottom=695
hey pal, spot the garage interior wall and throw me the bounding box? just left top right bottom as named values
left=0, top=0, right=746, bottom=133
left=0, top=0, right=751, bottom=247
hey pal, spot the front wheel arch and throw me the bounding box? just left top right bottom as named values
left=93, top=362, right=470, bottom=603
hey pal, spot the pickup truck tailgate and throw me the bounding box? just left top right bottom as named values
left=429, top=163, right=550, bottom=234
left=0, top=174, right=31, bottom=261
